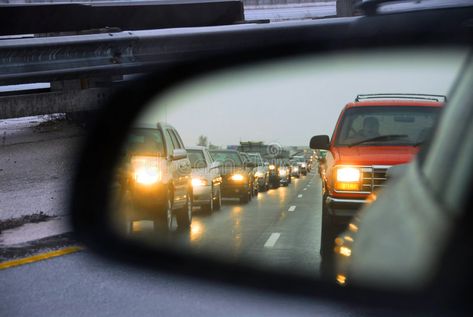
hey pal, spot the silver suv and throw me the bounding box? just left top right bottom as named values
left=119, top=122, right=192, bottom=232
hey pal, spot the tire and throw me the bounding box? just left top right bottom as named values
left=201, top=186, right=214, bottom=214
left=240, top=191, right=250, bottom=204
left=176, top=190, right=192, bottom=230
left=320, top=197, right=337, bottom=280
left=214, top=187, right=222, bottom=211
left=336, top=0, right=355, bottom=17
left=116, top=189, right=133, bottom=235
left=154, top=190, right=173, bottom=232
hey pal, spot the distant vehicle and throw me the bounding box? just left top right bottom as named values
left=266, top=161, right=281, bottom=189
left=292, top=155, right=308, bottom=175
left=278, top=165, right=291, bottom=186
left=290, top=160, right=301, bottom=178
left=186, top=146, right=222, bottom=213
left=310, top=94, right=444, bottom=259
left=119, top=122, right=193, bottom=231
left=247, top=152, right=269, bottom=192
left=209, top=150, right=254, bottom=204
left=239, top=152, right=258, bottom=196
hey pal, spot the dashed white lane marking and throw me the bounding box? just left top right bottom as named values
left=264, top=233, right=281, bottom=248
left=303, top=188, right=307, bottom=191
left=297, top=194, right=303, bottom=198
left=288, top=205, right=296, bottom=212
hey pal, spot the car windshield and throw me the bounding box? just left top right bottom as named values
left=126, top=128, right=165, bottom=156
left=210, top=151, right=243, bottom=167
left=187, top=150, right=207, bottom=168
left=248, top=154, right=263, bottom=166
left=335, top=106, right=441, bottom=146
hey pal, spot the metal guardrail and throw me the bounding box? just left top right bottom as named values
left=0, top=20, right=351, bottom=86
left=1, top=4, right=472, bottom=119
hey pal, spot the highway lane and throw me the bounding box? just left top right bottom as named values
left=127, top=171, right=323, bottom=277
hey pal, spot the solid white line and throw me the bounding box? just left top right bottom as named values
left=297, top=194, right=303, bottom=198
left=288, top=205, right=296, bottom=212
left=264, top=233, right=281, bottom=248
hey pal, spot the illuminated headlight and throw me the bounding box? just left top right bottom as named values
left=134, top=168, right=161, bottom=185
left=131, top=156, right=161, bottom=185
left=335, top=167, right=361, bottom=191
left=301, top=163, right=307, bottom=168
left=279, top=169, right=287, bottom=176
left=230, top=174, right=245, bottom=181
left=255, top=171, right=264, bottom=178
left=293, top=167, right=299, bottom=172
left=268, top=165, right=276, bottom=170
left=192, top=178, right=209, bottom=187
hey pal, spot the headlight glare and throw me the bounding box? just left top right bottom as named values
left=231, top=174, right=245, bottom=181
left=134, top=168, right=161, bottom=185
left=192, top=178, right=208, bottom=187
left=335, top=167, right=362, bottom=191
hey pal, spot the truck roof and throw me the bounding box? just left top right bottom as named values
left=345, top=99, right=444, bottom=109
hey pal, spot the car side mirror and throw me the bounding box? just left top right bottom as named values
left=246, top=162, right=256, bottom=168
left=171, top=148, right=187, bottom=160
left=210, top=161, right=221, bottom=169
left=310, top=135, right=330, bottom=150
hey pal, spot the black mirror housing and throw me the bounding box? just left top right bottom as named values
left=246, top=162, right=256, bottom=168
left=310, top=135, right=330, bottom=150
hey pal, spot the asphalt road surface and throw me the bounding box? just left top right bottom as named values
left=127, top=171, right=323, bottom=277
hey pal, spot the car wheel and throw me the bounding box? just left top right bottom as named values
left=320, top=196, right=337, bottom=279
left=214, top=187, right=222, bottom=211
left=116, top=189, right=133, bottom=235
left=253, top=185, right=258, bottom=196
left=201, top=186, right=214, bottom=214
left=154, top=190, right=173, bottom=232
left=176, top=190, right=192, bottom=230
left=240, top=192, right=249, bottom=204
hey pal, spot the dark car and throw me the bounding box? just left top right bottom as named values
left=209, top=150, right=254, bottom=204
left=239, top=152, right=258, bottom=196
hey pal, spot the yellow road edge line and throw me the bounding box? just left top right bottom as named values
left=0, top=246, right=83, bottom=270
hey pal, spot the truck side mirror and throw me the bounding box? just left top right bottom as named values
left=310, top=135, right=330, bottom=150
left=171, top=148, right=187, bottom=160
left=210, top=161, right=221, bottom=169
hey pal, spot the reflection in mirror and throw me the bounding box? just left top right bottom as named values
left=109, top=47, right=468, bottom=288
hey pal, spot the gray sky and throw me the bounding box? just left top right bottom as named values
left=137, top=47, right=468, bottom=147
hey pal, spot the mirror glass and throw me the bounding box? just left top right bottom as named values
left=109, top=47, right=468, bottom=288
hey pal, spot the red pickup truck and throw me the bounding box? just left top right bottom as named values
left=310, top=94, right=444, bottom=258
